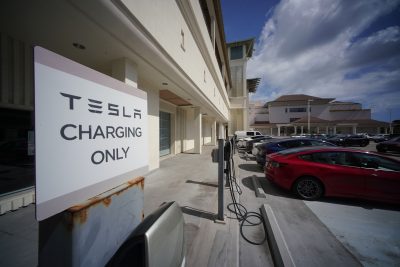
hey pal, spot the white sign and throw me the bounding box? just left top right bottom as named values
left=34, top=46, right=148, bottom=220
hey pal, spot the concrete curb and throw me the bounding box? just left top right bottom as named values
left=251, top=175, right=266, bottom=198
left=260, top=204, right=296, bottom=267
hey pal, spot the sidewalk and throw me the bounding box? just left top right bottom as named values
left=0, top=145, right=266, bottom=267
left=144, top=145, right=241, bottom=267
left=0, top=144, right=366, bottom=267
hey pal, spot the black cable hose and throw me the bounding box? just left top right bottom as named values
left=225, top=139, right=267, bottom=245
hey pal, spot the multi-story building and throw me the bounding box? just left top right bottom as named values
left=0, top=0, right=239, bottom=211
left=227, top=38, right=260, bottom=135
left=250, top=94, right=389, bottom=136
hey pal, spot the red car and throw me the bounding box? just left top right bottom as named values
left=265, top=147, right=400, bottom=204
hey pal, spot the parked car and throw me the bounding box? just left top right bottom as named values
left=376, top=137, right=400, bottom=153
left=371, top=134, right=390, bottom=143
left=237, top=135, right=268, bottom=149
left=255, top=138, right=336, bottom=167
left=327, top=134, right=369, bottom=147
left=237, top=135, right=273, bottom=152
left=265, top=147, right=400, bottom=203
left=310, top=134, right=327, bottom=140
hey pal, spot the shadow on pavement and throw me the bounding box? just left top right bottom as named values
left=181, top=206, right=216, bottom=221
left=238, top=163, right=263, bottom=173
left=186, top=179, right=218, bottom=188
left=241, top=176, right=255, bottom=191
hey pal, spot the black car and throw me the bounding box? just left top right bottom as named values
left=255, top=138, right=336, bottom=167
left=327, top=135, right=369, bottom=147
left=376, top=137, right=400, bottom=153
left=370, top=134, right=390, bottom=143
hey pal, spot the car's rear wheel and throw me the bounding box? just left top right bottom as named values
left=293, top=176, right=323, bottom=200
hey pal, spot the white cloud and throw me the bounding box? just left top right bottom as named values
left=248, top=0, right=400, bottom=118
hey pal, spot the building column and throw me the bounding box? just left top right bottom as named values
left=294, top=126, right=297, bottom=134
left=218, top=123, right=225, bottom=139
left=317, top=127, right=320, bottom=133
left=112, top=58, right=138, bottom=88
left=211, top=119, right=217, bottom=146
left=352, top=125, right=357, bottom=134
left=301, top=126, right=304, bottom=135
left=384, top=127, right=388, bottom=134
left=277, top=126, right=281, bottom=136
left=326, top=126, right=329, bottom=134
left=193, top=107, right=202, bottom=154
left=243, top=108, right=248, bottom=133
left=333, top=126, right=337, bottom=134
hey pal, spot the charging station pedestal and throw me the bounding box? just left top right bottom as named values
left=38, top=177, right=145, bottom=267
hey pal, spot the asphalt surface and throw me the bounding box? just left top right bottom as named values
left=242, top=140, right=400, bottom=267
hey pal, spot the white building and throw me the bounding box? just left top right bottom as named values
left=226, top=39, right=260, bottom=135
left=0, top=0, right=243, bottom=211
left=250, top=94, right=389, bottom=136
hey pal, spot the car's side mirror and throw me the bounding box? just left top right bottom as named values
left=107, top=202, right=185, bottom=267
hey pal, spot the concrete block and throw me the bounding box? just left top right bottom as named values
left=260, top=204, right=295, bottom=267
left=251, top=175, right=266, bottom=198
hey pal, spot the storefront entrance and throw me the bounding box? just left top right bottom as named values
left=159, top=111, right=171, bottom=157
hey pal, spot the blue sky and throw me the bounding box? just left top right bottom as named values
left=221, top=0, right=400, bottom=122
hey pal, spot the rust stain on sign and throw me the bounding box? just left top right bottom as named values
left=67, top=176, right=145, bottom=225
left=102, top=197, right=112, bottom=207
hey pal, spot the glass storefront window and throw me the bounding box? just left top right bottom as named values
left=0, top=108, right=35, bottom=195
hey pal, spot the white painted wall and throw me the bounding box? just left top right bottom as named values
left=140, top=82, right=160, bottom=170
left=254, top=114, right=269, bottom=122
left=202, top=117, right=212, bottom=144
left=185, top=108, right=195, bottom=151
left=329, top=110, right=370, bottom=120
left=120, top=0, right=229, bottom=120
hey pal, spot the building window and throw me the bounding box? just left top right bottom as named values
left=230, top=46, right=243, bottom=60
left=0, top=108, right=35, bottom=196
left=289, top=107, right=307, bottom=112
left=159, top=111, right=171, bottom=157
left=199, top=0, right=212, bottom=40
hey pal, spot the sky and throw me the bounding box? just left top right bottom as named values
left=221, top=0, right=400, bottom=122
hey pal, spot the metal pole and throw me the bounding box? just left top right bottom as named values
left=217, top=138, right=224, bottom=221
left=307, top=99, right=313, bottom=134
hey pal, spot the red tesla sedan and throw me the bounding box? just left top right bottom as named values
left=265, top=147, right=400, bottom=204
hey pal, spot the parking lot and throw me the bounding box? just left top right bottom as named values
left=237, top=140, right=400, bottom=266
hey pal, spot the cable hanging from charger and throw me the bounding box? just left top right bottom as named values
left=224, top=138, right=267, bottom=245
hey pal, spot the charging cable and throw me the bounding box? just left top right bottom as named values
left=225, top=138, right=267, bottom=245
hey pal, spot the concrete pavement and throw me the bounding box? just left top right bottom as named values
left=0, top=143, right=379, bottom=267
